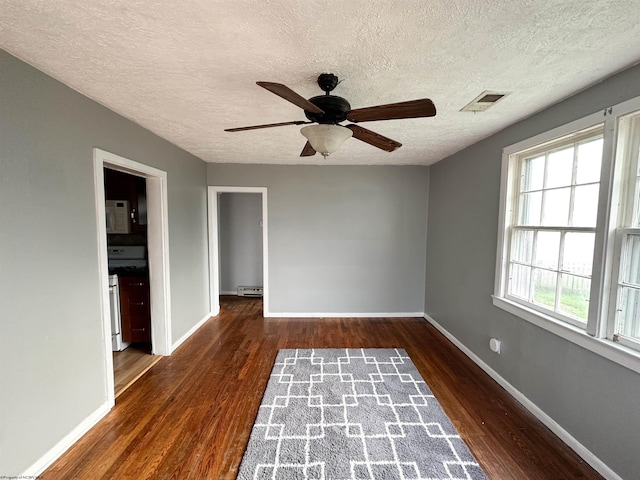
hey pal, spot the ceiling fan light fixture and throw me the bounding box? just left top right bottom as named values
left=300, top=124, right=353, bottom=157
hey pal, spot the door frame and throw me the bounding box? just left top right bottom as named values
left=93, top=148, right=172, bottom=407
left=208, top=186, right=269, bottom=315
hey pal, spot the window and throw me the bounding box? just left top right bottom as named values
left=506, top=127, right=603, bottom=327
left=610, top=110, right=640, bottom=348
left=495, top=96, right=640, bottom=371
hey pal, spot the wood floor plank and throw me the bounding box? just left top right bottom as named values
left=113, top=343, right=160, bottom=397
left=43, top=296, right=603, bottom=479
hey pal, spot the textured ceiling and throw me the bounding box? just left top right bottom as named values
left=1, top=1, right=640, bottom=166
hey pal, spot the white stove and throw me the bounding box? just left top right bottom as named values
left=107, top=246, right=148, bottom=351
left=107, top=246, right=147, bottom=273
left=108, top=274, right=129, bottom=352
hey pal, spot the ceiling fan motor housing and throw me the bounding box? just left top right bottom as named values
left=305, top=95, right=351, bottom=124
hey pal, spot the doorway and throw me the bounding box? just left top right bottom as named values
left=94, top=149, right=172, bottom=408
left=208, top=186, right=269, bottom=316
left=218, top=192, right=263, bottom=295
left=103, top=168, right=159, bottom=397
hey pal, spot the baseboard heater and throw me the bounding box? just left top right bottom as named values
left=237, top=286, right=263, bottom=297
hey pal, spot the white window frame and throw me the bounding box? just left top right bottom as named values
left=504, top=126, right=603, bottom=328
left=494, top=96, right=640, bottom=375
left=607, top=108, right=640, bottom=350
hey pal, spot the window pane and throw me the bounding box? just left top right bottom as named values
left=511, top=229, right=533, bottom=264
left=576, top=138, right=603, bottom=184
left=509, top=264, right=531, bottom=299
left=521, top=155, right=545, bottom=192
left=559, top=274, right=590, bottom=322
left=542, top=188, right=570, bottom=226
left=546, top=147, right=574, bottom=188
left=518, top=191, right=542, bottom=225
left=533, top=269, right=557, bottom=309
left=572, top=184, right=599, bottom=227
left=535, top=231, right=560, bottom=270
left=562, top=232, right=595, bottom=276
left=622, top=234, right=640, bottom=286
left=617, top=287, right=640, bottom=339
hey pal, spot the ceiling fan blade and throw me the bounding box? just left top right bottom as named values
left=225, top=120, right=309, bottom=132
left=346, top=124, right=402, bottom=152
left=346, top=99, right=436, bottom=123
left=256, top=82, right=325, bottom=114
left=300, top=141, right=317, bottom=157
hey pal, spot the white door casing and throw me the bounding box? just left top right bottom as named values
left=93, top=148, right=172, bottom=407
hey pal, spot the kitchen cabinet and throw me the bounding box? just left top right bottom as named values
left=119, top=276, right=151, bottom=343
left=104, top=168, right=147, bottom=235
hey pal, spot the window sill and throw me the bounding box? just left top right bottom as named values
left=492, top=296, right=640, bottom=375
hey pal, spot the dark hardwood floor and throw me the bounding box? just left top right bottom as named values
left=44, top=296, right=601, bottom=479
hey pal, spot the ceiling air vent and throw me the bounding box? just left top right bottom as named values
left=460, top=91, right=510, bottom=112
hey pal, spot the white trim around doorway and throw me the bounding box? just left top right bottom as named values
left=93, top=148, right=172, bottom=408
left=208, top=186, right=269, bottom=316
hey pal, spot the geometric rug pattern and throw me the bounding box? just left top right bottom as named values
left=236, top=348, right=487, bottom=479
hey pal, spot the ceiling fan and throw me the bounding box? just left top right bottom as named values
left=225, top=73, right=437, bottom=157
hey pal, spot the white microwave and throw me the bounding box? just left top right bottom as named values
left=105, top=200, right=131, bottom=234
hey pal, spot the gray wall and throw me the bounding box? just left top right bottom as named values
left=219, top=192, right=263, bottom=292
left=208, top=164, right=430, bottom=314
left=0, top=51, right=210, bottom=475
left=425, top=64, right=640, bottom=479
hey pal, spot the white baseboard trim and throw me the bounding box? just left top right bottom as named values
left=171, top=310, right=215, bottom=353
left=22, top=401, right=111, bottom=478
left=219, top=290, right=237, bottom=295
left=21, top=309, right=217, bottom=477
left=265, top=312, right=424, bottom=318
left=423, top=314, right=622, bottom=480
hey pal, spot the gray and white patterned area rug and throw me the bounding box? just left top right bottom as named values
left=237, top=348, right=487, bottom=480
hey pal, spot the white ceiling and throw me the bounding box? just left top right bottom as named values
left=1, top=1, right=640, bottom=166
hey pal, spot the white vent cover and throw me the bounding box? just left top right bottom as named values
left=460, top=91, right=510, bottom=112
left=237, top=286, right=263, bottom=297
